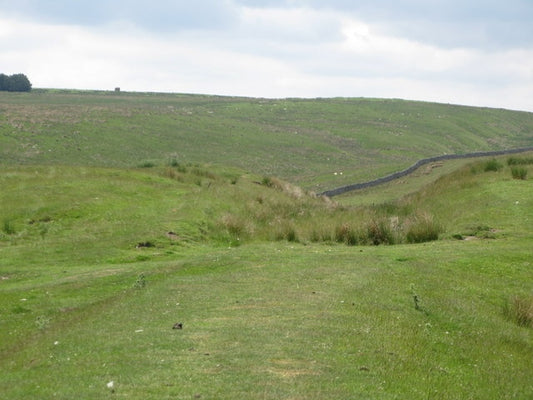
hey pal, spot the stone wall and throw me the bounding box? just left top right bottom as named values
left=320, top=147, right=533, bottom=197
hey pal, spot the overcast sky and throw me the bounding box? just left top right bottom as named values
left=1, top=0, right=532, bottom=111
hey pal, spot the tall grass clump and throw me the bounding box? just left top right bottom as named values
left=274, top=223, right=299, bottom=243
left=507, top=156, right=533, bottom=166
left=504, top=295, right=533, bottom=328
left=511, top=166, right=528, bottom=180
left=484, top=158, right=503, bottom=172
left=364, top=217, right=396, bottom=245
left=219, top=213, right=250, bottom=239
left=2, top=219, right=16, bottom=235
left=405, top=213, right=442, bottom=243
left=334, top=223, right=358, bottom=245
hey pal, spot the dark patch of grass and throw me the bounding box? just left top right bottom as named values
left=2, top=219, right=16, bottom=235
left=11, top=305, right=31, bottom=314
left=136, top=241, right=155, bottom=248
left=138, top=161, right=156, bottom=168
left=133, top=273, right=146, bottom=289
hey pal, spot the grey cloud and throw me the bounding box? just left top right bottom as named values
left=236, top=0, right=533, bottom=50
left=0, top=0, right=238, bottom=31
left=3, top=0, right=532, bottom=49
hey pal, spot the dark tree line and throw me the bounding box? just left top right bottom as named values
left=0, top=73, right=32, bottom=92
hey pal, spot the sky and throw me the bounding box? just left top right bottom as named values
left=1, top=0, right=533, bottom=111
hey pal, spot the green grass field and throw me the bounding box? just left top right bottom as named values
left=2, top=90, right=533, bottom=191
left=1, top=91, right=532, bottom=399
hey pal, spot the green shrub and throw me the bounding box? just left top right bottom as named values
left=511, top=166, right=528, bottom=180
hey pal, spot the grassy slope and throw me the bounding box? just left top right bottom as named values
left=1, top=160, right=532, bottom=399
left=1, top=92, right=532, bottom=398
left=1, top=90, right=533, bottom=191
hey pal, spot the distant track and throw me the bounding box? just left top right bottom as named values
left=320, top=147, right=533, bottom=197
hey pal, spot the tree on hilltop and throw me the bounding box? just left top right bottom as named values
left=0, top=73, right=32, bottom=92
left=0, top=74, right=8, bottom=91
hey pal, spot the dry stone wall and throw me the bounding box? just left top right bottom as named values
left=320, top=147, right=533, bottom=197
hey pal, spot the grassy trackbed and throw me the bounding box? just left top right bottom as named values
left=1, top=158, right=532, bottom=399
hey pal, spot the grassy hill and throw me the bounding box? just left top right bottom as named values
left=1, top=90, right=532, bottom=398
left=1, top=90, right=533, bottom=191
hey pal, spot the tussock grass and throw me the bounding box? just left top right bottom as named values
left=334, top=223, right=358, bottom=245
left=2, top=219, right=16, bottom=235
left=405, top=212, right=442, bottom=243
left=507, top=156, right=533, bottom=166
left=483, top=158, right=504, bottom=172
left=511, top=166, right=528, bottom=180
left=505, top=295, right=533, bottom=328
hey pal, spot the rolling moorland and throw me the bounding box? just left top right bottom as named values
left=0, top=90, right=532, bottom=399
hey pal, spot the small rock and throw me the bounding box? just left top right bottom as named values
left=172, top=322, right=183, bottom=330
